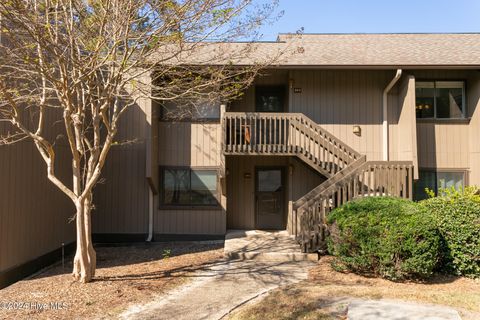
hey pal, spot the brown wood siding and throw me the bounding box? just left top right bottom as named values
left=93, top=103, right=149, bottom=234
left=156, top=122, right=225, bottom=235
left=390, top=75, right=419, bottom=178
left=154, top=210, right=225, bottom=235
left=158, top=123, right=222, bottom=166
left=468, top=71, right=480, bottom=185
left=416, top=123, right=470, bottom=169
left=287, top=157, right=327, bottom=233
left=226, top=156, right=325, bottom=230
left=289, top=70, right=399, bottom=161
left=0, top=133, right=74, bottom=273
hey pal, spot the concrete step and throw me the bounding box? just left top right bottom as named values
left=224, top=230, right=318, bottom=262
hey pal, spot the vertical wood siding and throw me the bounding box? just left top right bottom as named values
left=158, top=123, right=222, bottom=166
left=289, top=70, right=396, bottom=161
left=468, top=71, right=480, bottom=185
left=0, top=128, right=74, bottom=273
left=156, top=122, right=225, bottom=235
left=93, top=103, right=149, bottom=234
left=390, top=75, right=419, bottom=178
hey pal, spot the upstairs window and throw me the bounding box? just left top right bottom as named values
left=160, top=102, right=220, bottom=121
left=416, top=81, right=465, bottom=119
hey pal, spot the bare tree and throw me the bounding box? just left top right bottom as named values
left=0, top=0, right=289, bottom=283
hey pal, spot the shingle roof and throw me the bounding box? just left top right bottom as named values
left=159, top=33, right=480, bottom=67
left=275, top=33, right=480, bottom=66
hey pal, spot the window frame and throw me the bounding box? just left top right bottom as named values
left=415, top=80, right=467, bottom=120
left=414, top=168, right=469, bottom=200
left=159, top=166, right=221, bottom=210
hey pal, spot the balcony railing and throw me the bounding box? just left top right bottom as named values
left=222, top=112, right=362, bottom=177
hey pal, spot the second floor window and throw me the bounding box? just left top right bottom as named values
left=160, top=102, right=220, bottom=121
left=416, top=81, right=465, bottom=119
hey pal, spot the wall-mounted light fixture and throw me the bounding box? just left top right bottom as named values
left=353, top=125, right=361, bottom=136
left=289, top=164, right=294, bottom=175
left=289, top=78, right=294, bottom=89
left=244, top=172, right=251, bottom=179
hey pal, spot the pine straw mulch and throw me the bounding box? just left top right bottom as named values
left=0, top=242, right=224, bottom=320
left=229, top=256, right=480, bottom=320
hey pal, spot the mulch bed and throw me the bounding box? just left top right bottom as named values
left=0, top=242, right=224, bottom=319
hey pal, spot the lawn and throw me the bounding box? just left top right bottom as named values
left=0, top=242, right=223, bottom=319
left=228, top=256, right=480, bottom=320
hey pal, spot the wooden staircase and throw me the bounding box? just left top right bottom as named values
left=222, top=112, right=414, bottom=253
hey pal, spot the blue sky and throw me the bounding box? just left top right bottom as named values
left=258, top=0, right=480, bottom=40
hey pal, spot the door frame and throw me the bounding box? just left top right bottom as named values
left=254, top=166, right=287, bottom=230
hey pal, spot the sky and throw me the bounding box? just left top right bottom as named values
left=258, top=0, right=480, bottom=40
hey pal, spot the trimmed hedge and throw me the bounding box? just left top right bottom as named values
left=327, top=197, right=441, bottom=281
left=420, top=187, right=480, bottom=278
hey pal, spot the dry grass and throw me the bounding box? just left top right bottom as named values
left=229, top=256, right=480, bottom=320
left=0, top=242, right=224, bottom=320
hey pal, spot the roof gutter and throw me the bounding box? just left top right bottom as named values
left=383, top=69, right=402, bottom=161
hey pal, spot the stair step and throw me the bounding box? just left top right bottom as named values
left=224, top=230, right=318, bottom=262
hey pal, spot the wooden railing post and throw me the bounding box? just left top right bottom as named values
left=220, top=104, right=226, bottom=153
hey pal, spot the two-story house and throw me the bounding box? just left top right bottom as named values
left=2, top=33, right=480, bottom=287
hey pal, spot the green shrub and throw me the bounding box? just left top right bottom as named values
left=420, top=187, right=480, bottom=278
left=327, top=197, right=441, bottom=281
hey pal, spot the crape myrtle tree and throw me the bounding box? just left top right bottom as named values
left=0, top=0, right=288, bottom=283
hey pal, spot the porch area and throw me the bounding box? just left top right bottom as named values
left=224, top=230, right=318, bottom=262
left=222, top=112, right=415, bottom=253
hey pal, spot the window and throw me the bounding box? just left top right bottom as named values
left=414, top=169, right=466, bottom=200
left=416, top=81, right=465, bottom=119
left=160, top=101, right=220, bottom=121
left=161, top=168, right=218, bottom=206
left=255, top=85, right=286, bottom=112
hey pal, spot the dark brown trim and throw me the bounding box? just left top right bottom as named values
left=158, top=206, right=222, bottom=211
left=0, top=242, right=75, bottom=289
left=153, top=234, right=225, bottom=242
left=92, top=233, right=148, bottom=243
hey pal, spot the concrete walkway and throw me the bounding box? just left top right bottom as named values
left=224, top=230, right=317, bottom=261
left=120, top=258, right=315, bottom=320
left=347, top=299, right=462, bottom=320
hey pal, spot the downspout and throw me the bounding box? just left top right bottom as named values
left=383, top=69, right=402, bottom=161
left=146, top=187, right=154, bottom=242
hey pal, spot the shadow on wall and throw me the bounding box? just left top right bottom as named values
left=93, top=100, right=150, bottom=235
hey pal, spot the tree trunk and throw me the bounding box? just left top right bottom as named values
left=85, top=194, right=97, bottom=278
left=72, top=198, right=96, bottom=283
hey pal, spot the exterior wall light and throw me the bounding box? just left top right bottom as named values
left=353, top=125, right=361, bottom=136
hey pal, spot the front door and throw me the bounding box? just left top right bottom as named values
left=255, top=167, right=286, bottom=230
left=255, top=85, right=287, bottom=145
left=255, top=85, right=286, bottom=112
